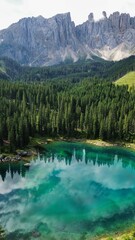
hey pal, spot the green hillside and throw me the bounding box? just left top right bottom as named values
left=1, top=55, right=135, bottom=82
left=115, top=71, right=135, bottom=88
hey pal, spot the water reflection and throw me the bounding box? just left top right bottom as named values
left=0, top=161, right=29, bottom=181
left=0, top=142, right=134, bottom=183
left=0, top=142, right=135, bottom=240
left=42, top=142, right=135, bottom=169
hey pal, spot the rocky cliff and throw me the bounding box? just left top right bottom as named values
left=0, top=12, right=135, bottom=66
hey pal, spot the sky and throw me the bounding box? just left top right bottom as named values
left=0, top=0, right=135, bottom=30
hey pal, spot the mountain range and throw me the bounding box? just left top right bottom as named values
left=0, top=11, right=135, bottom=66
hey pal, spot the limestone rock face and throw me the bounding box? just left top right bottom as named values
left=0, top=13, right=80, bottom=66
left=0, top=12, right=135, bottom=66
left=76, top=11, right=135, bottom=60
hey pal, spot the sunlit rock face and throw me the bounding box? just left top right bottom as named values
left=76, top=11, right=135, bottom=60
left=0, top=12, right=135, bottom=66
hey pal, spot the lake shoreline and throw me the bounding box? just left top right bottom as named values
left=46, top=137, right=135, bottom=151
left=85, top=139, right=135, bottom=150
left=99, top=224, right=135, bottom=240
left=0, top=137, right=135, bottom=163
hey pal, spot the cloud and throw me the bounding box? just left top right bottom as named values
left=1, top=0, right=135, bottom=30
left=5, top=0, right=24, bottom=4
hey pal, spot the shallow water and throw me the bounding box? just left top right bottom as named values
left=0, top=142, right=135, bottom=240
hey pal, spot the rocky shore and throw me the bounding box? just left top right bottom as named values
left=0, top=151, right=33, bottom=163
left=0, top=155, right=21, bottom=162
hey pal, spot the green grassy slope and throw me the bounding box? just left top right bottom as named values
left=115, top=71, right=135, bottom=88
left=1, top=55, right=135, bottom=82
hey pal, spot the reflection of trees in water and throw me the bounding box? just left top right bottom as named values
left=1, top=147, right=135, bottom=181
left=0, top=162, right=29, bottom=181
left=43, top=146, right=135, bottom=169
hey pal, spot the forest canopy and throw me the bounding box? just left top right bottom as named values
left=0, top=79, right=135, bottom=152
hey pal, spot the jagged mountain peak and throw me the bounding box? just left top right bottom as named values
left=54, top=12, right=71, bottom=19
left=0, top=11, right=135, bottom=66
left=13, top=12, right=72, bottom=26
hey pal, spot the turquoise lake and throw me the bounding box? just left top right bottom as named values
left=0, top=142, right=135, bottom=240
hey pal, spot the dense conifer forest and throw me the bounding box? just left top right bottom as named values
left=0, top=56, right=135, bottom=152
left=0, top=77, right=135, bottom=152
